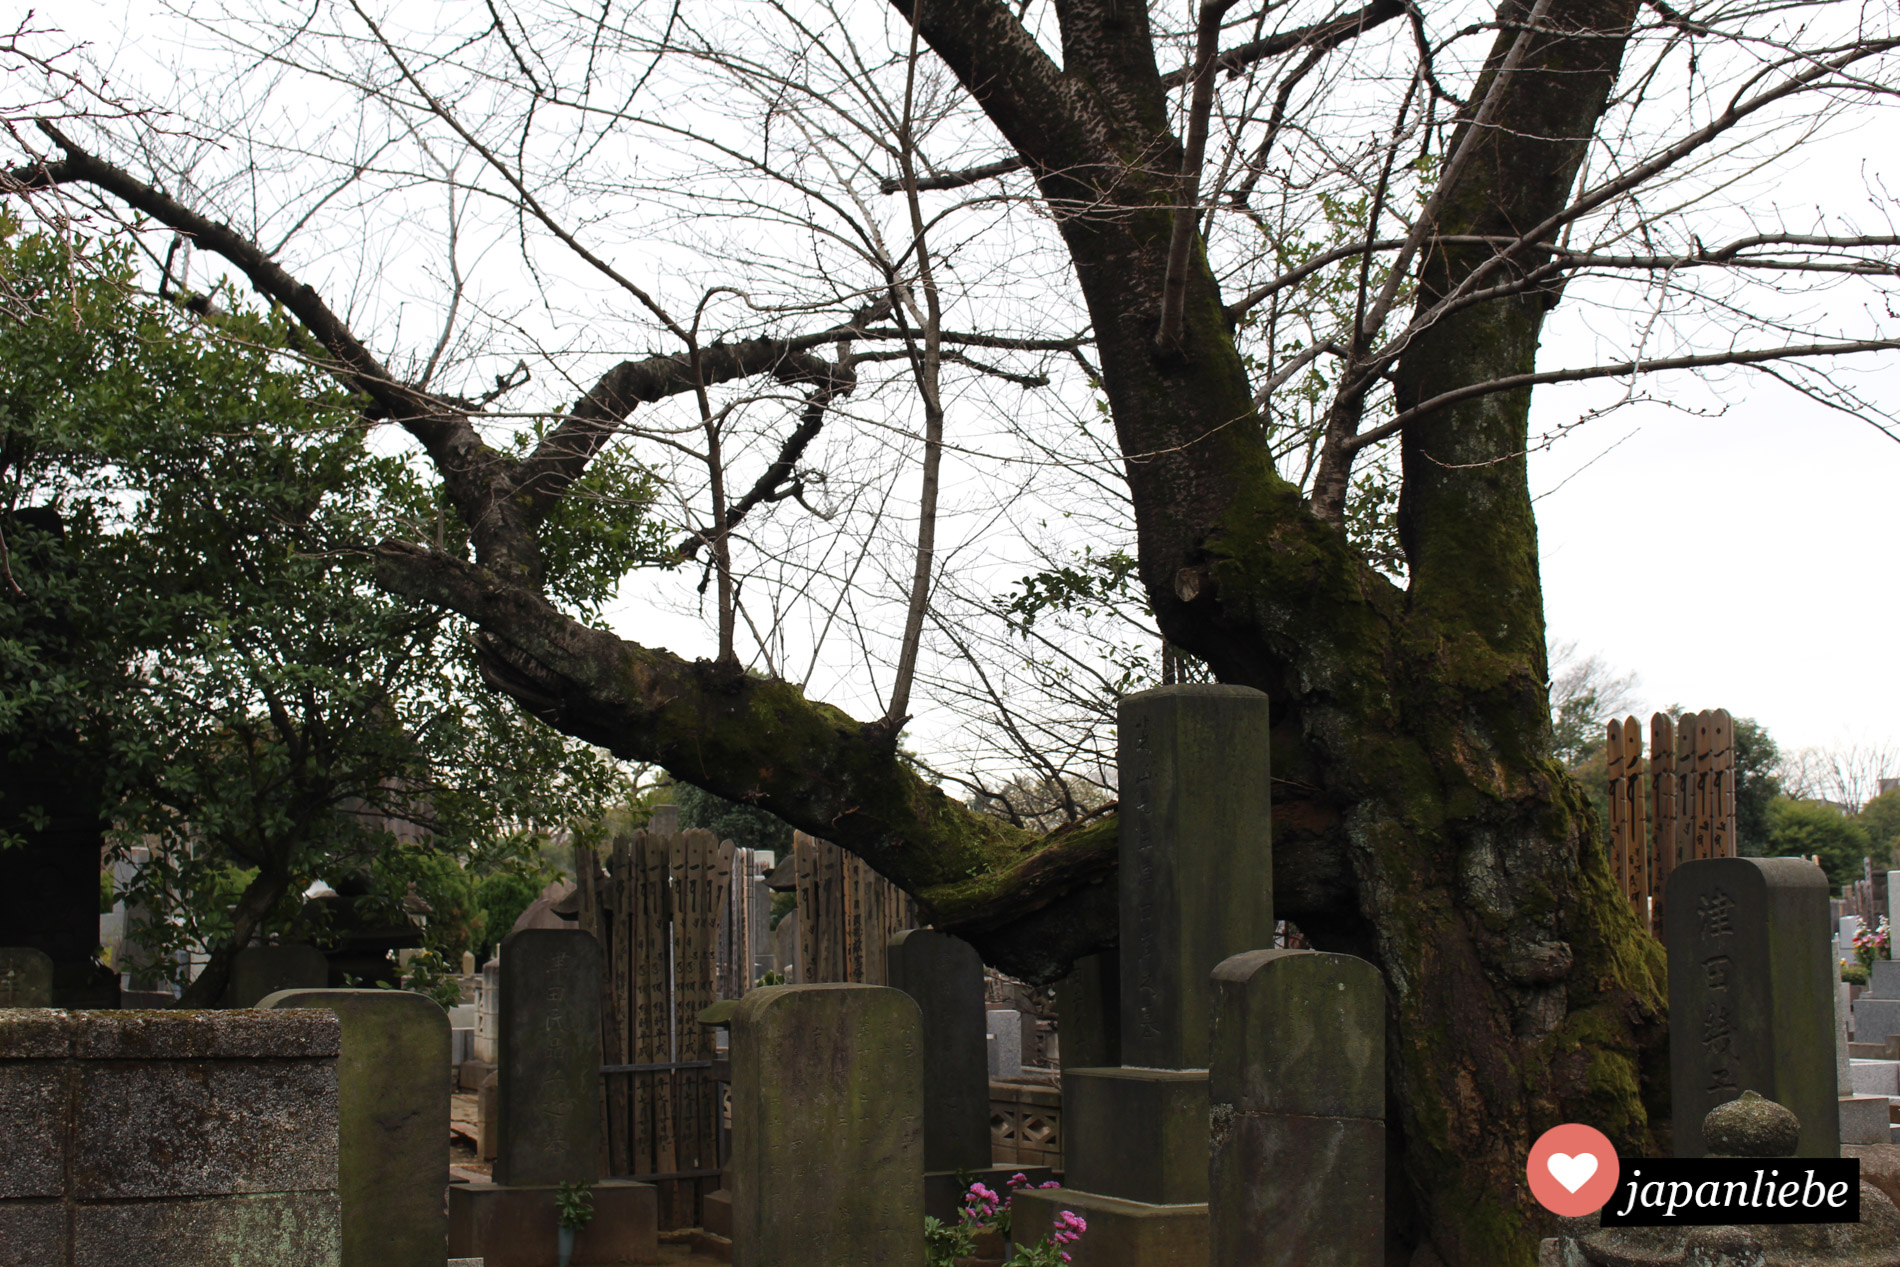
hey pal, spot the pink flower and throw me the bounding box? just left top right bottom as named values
left=1038, top=1180, right=1060, bottom=1189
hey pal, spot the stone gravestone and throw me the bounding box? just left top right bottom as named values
left=986, top=1007, right=1023, bottom=1080
left=228, top=943, right=330, bottom=1007
left=1209, top=950, right=1383, bottom=1267
left=728, top=984, right=923, bottom=1267
left=1666, top=857, right=1837, bottom=1157
left=1840, top=979, right=1891, bottom=1145
left=448, top=929, right=658, bottom=1267
left=0, top=947, right=54, bottom=1006
left=1015, top=684, right=1275, bottom=1266
left=887, top=929, right=1052, bottom=1219
left=493, top=929, right=600, bottom=1186
left=260, top=988, right=451, bottom=1267
left=1851, top=958, right=1900, bottom=1048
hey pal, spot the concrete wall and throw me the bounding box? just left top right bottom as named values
left=0, top=1008, right=342, bottom=1267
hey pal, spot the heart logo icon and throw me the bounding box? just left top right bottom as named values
left=1547, top=1151, right=1598, bottom=1194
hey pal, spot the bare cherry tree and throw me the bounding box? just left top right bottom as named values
left=10, top=0, right=1900, bottom=1257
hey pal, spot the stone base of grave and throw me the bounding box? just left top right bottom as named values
left=459, top=1058, right=496, bottom=1090
left=925, top=1165, right=1057, bottom=1222
left=703, top=1188, right=731, bottom=1238
left=1011, top=1187, right=1207, bottom=1267
left=1062, top=1067, right=1208, bottom=1204
left=447, top=1180, right=660, bottom=1267
left=1843, top=1095, right=1893, bottom=1145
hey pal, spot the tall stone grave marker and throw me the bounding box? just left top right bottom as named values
left=449, top=929, right=659, bottom=1267
left=1209, top=950, right=1383, bottom=1267
left=261, top=988, right=451, bottom=1266
left=0, top=947, right=54, bottom=1006
left=1839, top=979, right=1891, bottom=1145
left=886, top=930, right=990, bottom=1171
left=1015, top=684, right=1275, bottom=1266
left=728, top=984, right=923, bottom=1267
left=493, top=928, right=601, bottom=1186
left=1119, top=686, right=1277, bottom=1069
left=1666, top=857, right=1836, bottom=1157
left=986, top=1008, right=1023, bottom=1079
left=887, top=929, right=1051, bottom=1218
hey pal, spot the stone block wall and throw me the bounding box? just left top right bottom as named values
left=0, top=1008, right=342, bottom=1267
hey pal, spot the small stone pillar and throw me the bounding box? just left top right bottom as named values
left=728, top=984, right=923, bottom=1267
left=1209, top=950, right=1383, bottom=1267
left=260, top=988, right=451, bottom=1267
left=1666, top=858, right=1836, bottom=1157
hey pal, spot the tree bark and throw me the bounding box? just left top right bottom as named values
left=889, top=0, right=1668, bottom=1261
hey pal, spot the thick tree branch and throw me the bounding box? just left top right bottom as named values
left=370, top=536, right=1118, bottom=978
left=887, top=0, right=1103, bottom=179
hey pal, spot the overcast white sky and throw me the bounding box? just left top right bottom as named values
left=37, top=0, right=1900, bottom=771
left=1531, top=372, right=1900, bottom=755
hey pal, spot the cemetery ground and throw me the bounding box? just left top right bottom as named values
left=8, top=688, right=1900, bottom=1266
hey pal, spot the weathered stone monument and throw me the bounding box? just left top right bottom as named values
left=1839, top=977, right=1891, bottom=1145
left=0, top=1007, right=341, bottom=1264
left=473, top=951, right=500, bottom=1064
left=261, top=988, right=451, bottom=1266
left=727, top=984, right=923, bottom=1267
left=227, top=942, right=330, bottom=1007
left=887, top=928, right=1052, bottom=1218
left=448, top=929, right=658, bottom=1267
left=1666, top=857, right=1837, bottom=1156
left=1015, top=684, right=1276, bottom=1265
left=987, top=1006, right=1023, bottom=1079
left=1852, top=958, right=1900, bottom=1049
left=1209, top=950, right=1383, bottom=1267
left=0, top=947, right=54, bottom=1006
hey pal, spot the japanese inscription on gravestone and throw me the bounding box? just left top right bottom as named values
left=1666, top=857, right=1836, bottom=1157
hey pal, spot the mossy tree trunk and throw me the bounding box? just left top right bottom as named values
left=889, top=1, right=1669, bottom=1259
